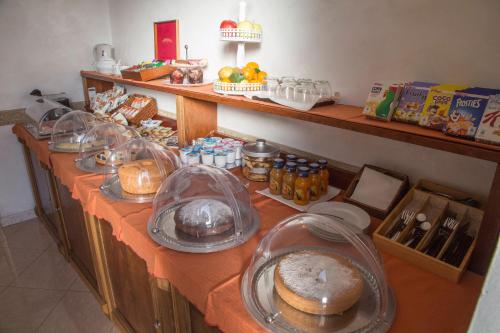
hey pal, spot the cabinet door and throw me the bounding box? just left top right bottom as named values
left=55, top=178, right=99, bottom=293
left=100, top=219, right=158, bottom=333
left=27, top=149, right=63, bottom=244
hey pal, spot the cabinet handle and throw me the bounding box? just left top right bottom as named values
left=154, top=320, right=161, bottom=329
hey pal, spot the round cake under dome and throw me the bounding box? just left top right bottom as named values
left=148, top=165, right=260, bottom=253
left=49, top=110, right=99, bottom=152
left=242, top=213, right=395, bottom=333
left=100, top=138, right=181, bottom=203
left=75, top=122, right=140, bottom=173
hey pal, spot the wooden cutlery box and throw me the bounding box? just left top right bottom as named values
left=373, top=184, right=483, bottom=282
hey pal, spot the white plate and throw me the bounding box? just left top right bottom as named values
left=256, top=186, right=341, bottom=213
left=307, top=202, right=371, bottom=233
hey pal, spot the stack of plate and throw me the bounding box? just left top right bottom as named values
left=307, top=202, right=371, bottom=242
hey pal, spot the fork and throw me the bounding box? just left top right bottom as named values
left=425, top=217, right=458, bottom=257
left=387, top=210, right=415, bottom=241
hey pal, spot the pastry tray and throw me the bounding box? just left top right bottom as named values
left=100, top=174, right=156, bottom=203
left=148, top=197, right=260, bottom=253
left=241, top=247, right=396, bottom=333
left=48, top=142, right=80, bottom=153
left=75, top=155, right=116, bottom=174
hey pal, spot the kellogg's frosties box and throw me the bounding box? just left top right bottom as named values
left=446, top=88, right=500, bottom=139
left=476, top=94, right=500, bottom=145
left=419, top=84, right=467, bottom=131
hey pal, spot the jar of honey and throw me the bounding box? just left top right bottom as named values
left=281, top=162, right=297, bottom=200
left=309, top=163, right=321, bottom=201
left=318, top=159, right=329, bottom=195
left=294, top=167, right=311, bottom=206
left=269, top=158, right=285, bottom=195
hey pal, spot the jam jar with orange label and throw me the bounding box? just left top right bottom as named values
left=269, top=158, right=285, bottom=195
left=294, top=167, right=311, bottom=205
left=318, top=159, right=329, bottom=195
left=281, top=162, right=297, bottom=200
left=309, top=163, right=322, bottom=201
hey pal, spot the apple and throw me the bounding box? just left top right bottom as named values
left=220, top=20, right=237, bottom=29
left=237, top=20, right=253, bottom=30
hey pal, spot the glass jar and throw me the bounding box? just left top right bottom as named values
left=285, top=154, right=297, bottom=163
left=309, top=163, right=321, bottom=201
left=269, top=158, right=285, bottom=195
left=281, top=162, right=297, bottom=200
left=296, top=158, right=308, bottom=169
left=294, top=167, right=311, bottom=206
left=318, top=159, right=329, bottom=195
left=242, top=139, right=280, bottom=182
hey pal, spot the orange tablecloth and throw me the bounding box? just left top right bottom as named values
left=13, top=124, right=484, bottom=333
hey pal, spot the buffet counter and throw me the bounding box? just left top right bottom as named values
left=12, top=123, right=484, bottom=333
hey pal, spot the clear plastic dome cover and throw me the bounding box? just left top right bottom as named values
left=100, top=138, right=180, bottom=203
left=75, top=122, right=140, bottom=173
left=242, top=213, right=395, bottom=333
left=148, top=165, right=260, bottom=253
left=24, top=97, right=72, bottom=139
left=49, top=111, right=98, bottom=152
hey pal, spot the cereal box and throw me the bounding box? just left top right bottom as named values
left=476, top=94, right=500, bottom=145
left=363, top=81, right=404, bottom=121
left=419, top=84, right=467, bottom=131
left=445, top=88, right=500, bottom=139
left=393, top=82, right=437, bottom=124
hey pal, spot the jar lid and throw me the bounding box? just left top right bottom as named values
left=285, top=162, right=297, bottom=171
left=242, top=139, right=279, bottom=158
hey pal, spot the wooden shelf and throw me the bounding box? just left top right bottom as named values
left=81, top=70, right=500, bottom=163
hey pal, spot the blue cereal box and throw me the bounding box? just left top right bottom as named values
left=445, top=88, right=500, bottom=139
left=393, top=82, right=437, bottom=124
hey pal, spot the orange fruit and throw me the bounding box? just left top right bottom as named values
left=246, top=62, right=259, bottom=70
left=257, top=71, right=267, bottom=82
left=242, top=67, right=255, bottom=80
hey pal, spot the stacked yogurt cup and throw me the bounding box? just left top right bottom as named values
left=179, top=137, right=244, bottom=169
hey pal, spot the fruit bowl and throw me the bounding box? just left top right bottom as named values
left=220, top=28, right=262, bottom=43
left=213, top=80, right=263, bottom=95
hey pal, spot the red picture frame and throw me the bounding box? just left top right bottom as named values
left=154, top=20, right=179, bottom=61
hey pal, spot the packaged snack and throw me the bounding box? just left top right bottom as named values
left=393, top=82, right=436, bottom=124
left=419, top=84, right=467, bottom=131
left=476, top=94, right=500, bottom=145
left=362, top=81, right=404, bottom=121
left=445, top=88, right=500, bottom=139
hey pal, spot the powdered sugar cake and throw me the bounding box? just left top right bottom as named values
left=274, top=250, right=363, bottom=315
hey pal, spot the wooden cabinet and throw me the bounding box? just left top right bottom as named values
left=97, top=219, right=169, bottom=332
left=54, top=177, right=102, bottom=299
left=20, top=142, right=67, bottom=253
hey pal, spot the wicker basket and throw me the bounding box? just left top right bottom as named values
left=213, top=80, right=263, bottom=95
left=113, top=94, right=158, bottom=125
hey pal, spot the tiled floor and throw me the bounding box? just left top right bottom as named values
left=0, top=218, right=116, bottom=332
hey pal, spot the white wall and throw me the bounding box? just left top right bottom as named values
left=0, top=0, right=112, bottom=220
left=108, top=0, right=500, bottom=199
left=0, top=125, right=35, bottom=222
left=0, top=0, right=113, bottom=110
